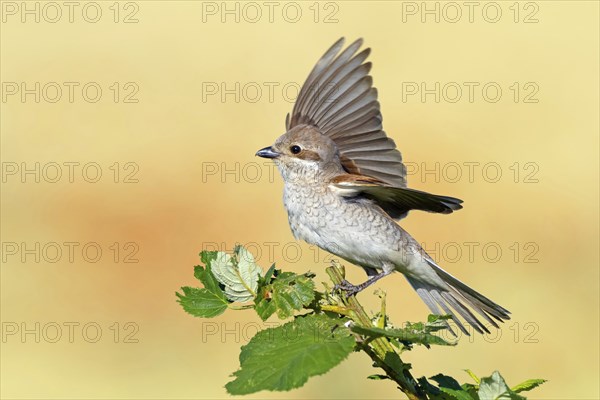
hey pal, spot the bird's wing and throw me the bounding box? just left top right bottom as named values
left=286, top=37, right=407, bottom=188
left=330, top=174, right=463, bottom=219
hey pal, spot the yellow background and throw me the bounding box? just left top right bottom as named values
left=1, top=1, right=598, bottom=399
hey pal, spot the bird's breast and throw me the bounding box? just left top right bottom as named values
left=282, top=181, right=406, bottom=268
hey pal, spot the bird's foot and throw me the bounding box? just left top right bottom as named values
left=333, top=280, right=362, bottom=297
left=333, top=270, right=393, bottom=297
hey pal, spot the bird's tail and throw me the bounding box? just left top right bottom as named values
left=406, top=260, right=511, bottom=335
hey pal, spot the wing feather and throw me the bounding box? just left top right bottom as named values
left=287, top=38, right=407, bottom=188
left=330, top=174, right=463, bottom=219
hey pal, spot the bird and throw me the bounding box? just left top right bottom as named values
left=255, top=38, right=510, bottom=335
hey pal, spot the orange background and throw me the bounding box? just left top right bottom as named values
left=1, top=1, right=598, bottom=399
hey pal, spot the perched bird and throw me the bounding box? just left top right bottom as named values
left=256, top=38, right=510, bottom=335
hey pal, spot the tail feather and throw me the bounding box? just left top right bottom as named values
left=432, top=263, right=510, bottom=322
left=406, top=260, right=511, bottom=336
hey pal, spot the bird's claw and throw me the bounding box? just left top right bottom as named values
left=333, top=279, right=361, bottom=297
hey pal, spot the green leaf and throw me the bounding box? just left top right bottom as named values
left=350, top=322, right=455, bottom=347
left=439, top=387, right=476, bottom=400
left=176, top=287, right=228, bottom=318
left=383, top=351, right=410, bottom=375
left=200, top=250, right=218, bottom=265
left=419, top=377, right=443, bottom=396
left=511, top=379, right=546, bottom=393
left=431, top=374, right=476, bottom=400
left=479, top=371, right=525, bottom=400
left=210, top=247, right=261, bottom=303
left=426, top=314, right=454, bottom=331
left=225, top=314, right=356, bottom=395
left=255, top=272, right=316, bottom=320
left=461, top=383, right=480, bottom=398
left=254, top=291, right=277, bottom=320
left=430, top=374, right=466, bottom=391
left=176, top=254, right=229, bottom=318
left=260, top=263, right=276, bottom=286
left=367, top=374, right=389, bottom=380
left=194, top=264, right=224, bottom=296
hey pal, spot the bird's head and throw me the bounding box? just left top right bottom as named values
left=256, top=125, right=343, bottom=180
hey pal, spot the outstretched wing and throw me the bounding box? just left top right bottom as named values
left=330, top=174, right=463, bottom=219
left=286, top=37, right=407, bottom=188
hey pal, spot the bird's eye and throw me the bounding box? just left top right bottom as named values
left=290, top=145, right=302, bottom=154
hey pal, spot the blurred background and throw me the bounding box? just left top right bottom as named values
left=1, top=1, right=598, bottom=399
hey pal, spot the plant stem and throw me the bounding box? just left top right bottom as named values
left=326, top=263, right=426, bottom=400
left=320, top=304, right=353, bottom=316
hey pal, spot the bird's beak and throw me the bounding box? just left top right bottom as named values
left=255, top=146, right=280, bottom=159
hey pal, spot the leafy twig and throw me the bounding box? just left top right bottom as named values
left=176, top=246, right=546, bottom=399
left=325, top=262, right=425, bottom=399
